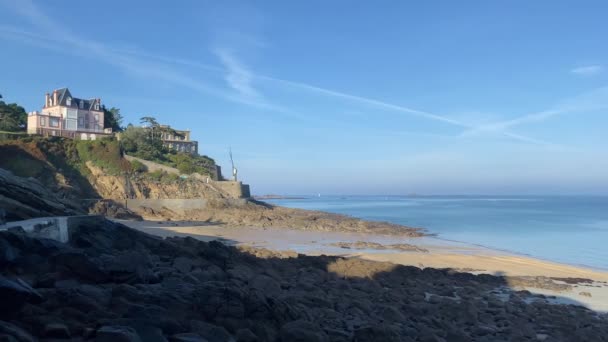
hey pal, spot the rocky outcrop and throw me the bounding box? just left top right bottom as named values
left=85, top=163, right=226, bottom=200
left=0, top=168, right=84, bottom=221
left=164, top=200, right=427, bottom=236
left=1, top=218, right=607, bottom=341
left=330, top=241, right=429, bottom=252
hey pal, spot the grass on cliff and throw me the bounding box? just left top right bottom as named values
left=0, top=136, right=142, bottom=197
left=0, top=136, right=100, bottom=198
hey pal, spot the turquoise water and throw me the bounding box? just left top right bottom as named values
left=266, top=196, right=608, bottom=270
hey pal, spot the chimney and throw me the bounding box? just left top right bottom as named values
left=52, top=90, right=58, bottom=106
left=45, top=93, right=50, bottom=107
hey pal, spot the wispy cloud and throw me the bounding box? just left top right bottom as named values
left=214, top=48, right=260, bottom=99
left=459, top=86, right=608, bottom=143
left=0, top=1, right=291, bottom=114
left=0, top=0, right=558, bottom=147
left=571, top=65, right=604, bottom=76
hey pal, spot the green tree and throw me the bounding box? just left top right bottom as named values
left=119, top=126, right=165, bottom=161
left=0, top=94, right=27, bottom=132
left=139, top=116, right=181, bottom=140
left=103, top=106, right=124, bottom=132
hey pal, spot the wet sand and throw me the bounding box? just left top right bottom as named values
left=118, top=219, right=608, bottom=311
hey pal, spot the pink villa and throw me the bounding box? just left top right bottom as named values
left=27, top=88, right=112, bottom=140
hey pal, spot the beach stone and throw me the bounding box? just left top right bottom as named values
left=170, top=333, right=208, bottom=342
left=279, top=320, right=328, bottom=342
left=96, top=325, right=142, bottom=342
left=52, top=251, right=108, bottom=282
left=0, top=237, right=20, bottom=265
left=173, top=257, right=195, bottom=273
left=131, top=325, right=167, bottom=342
left=235, top=328, right=258, bottom=342
left=250, top=274, right=281, bottom=296
left=353, top=324, right=401, bottom=342
left=190, top=321, right=234, bottom=342
left=0, top=320, right=35, bottom=342
left=0, top=276, right=42, bottom=315
left=42, top=323, right=71, bottom=338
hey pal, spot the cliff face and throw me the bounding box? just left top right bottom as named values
left=85, top=162, right=226, bottom=200
left=0, top=138, right=231, bottom=205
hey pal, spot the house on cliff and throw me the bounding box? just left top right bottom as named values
left=158, top=125, right=199, bottom=155
left=27, top=88, right=113, bottom=140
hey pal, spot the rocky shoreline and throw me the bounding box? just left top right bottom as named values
left=2, top=218, right=608, bottom=341
left=330, top=241, right=429, bottom=253
left=118, top=199, right=427, bottom=237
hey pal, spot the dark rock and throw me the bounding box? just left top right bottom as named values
left=173, top=257, right=195, bottom=273
left=250, top=275, right=281, bottom=296
left=235, top=329, right=257, bottom=342
left=0, top=276, right=43, bottom=315
left=353, top=324, right=401, bottom=342
left=227, top=265, right=254, bottom=282
left=52, top=251, right=108, bottom=283
left=0, top=237, right=20, bottom=265
left=83, top=327, right=97, bottom=339
left=42, top=323, right=71, bottom=338
left=279, top=320, right=328, bottom=342
left=96, top=325, right=142, bottom=342
left=190, top=321, right=234, bottom=342
left=130, top=324, right=167, bottom=342
left=170, top=333, right=208, bottom=342
left=0, top=321, right=35, bottom=342
left=0, top=168, right=84, bottom=220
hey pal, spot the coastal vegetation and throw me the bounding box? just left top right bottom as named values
left=121, top=117, right=216, bottom=177
left=102, top=106, right=124, bottom=133
left=0, top=93, right=27, bottom=132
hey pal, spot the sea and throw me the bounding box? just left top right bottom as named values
left=265, top=195, right=608, bottom=271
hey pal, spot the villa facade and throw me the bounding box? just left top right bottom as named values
left=159, top=125, right=198, bottom=155
left=27, top=88, right=112, bottom=140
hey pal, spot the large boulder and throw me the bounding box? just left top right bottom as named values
left=278, top=320, right=328, bottom=342
left=96, top=325, right=142, bottom=342
left=0, top=168, right=84, bottom=221
left=0, top=276, right=42, bottom=315
left=0, top=320, right=35, bottom=342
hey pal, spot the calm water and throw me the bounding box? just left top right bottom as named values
left=266, top=196, right=608, bottom=270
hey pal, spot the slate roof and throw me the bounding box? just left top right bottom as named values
left=53, top=88, right=102, bottom=111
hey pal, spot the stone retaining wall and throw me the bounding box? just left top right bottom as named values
left=0, top=215, right=105, bottom=243
left=212, top=181, right=251, bottom=199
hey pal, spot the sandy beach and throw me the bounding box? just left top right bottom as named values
left=120, top=219, right=608, bottom=312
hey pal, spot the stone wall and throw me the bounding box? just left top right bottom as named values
left=0, top=215, right=105, bottom=243
left=212, top=181, right=251, bottom=199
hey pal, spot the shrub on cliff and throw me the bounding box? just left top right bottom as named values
left=169, top=153, right=214, bottom=176
left=75, top=140, right=130, bottom=175
left=129, top=159, right=147, bottom=173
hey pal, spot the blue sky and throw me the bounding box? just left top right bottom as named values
left=1, top=0, right=607, bottom=195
